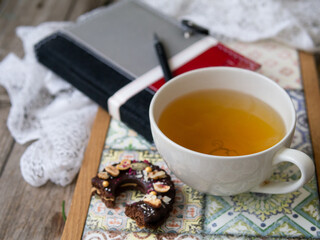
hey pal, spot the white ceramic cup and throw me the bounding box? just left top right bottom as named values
left=149, top=67, right=315, bottom=196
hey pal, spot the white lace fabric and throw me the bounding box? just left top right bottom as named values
left=143, top=0, right=320, bottom=52
left=0, top=22, right=97, bottom=187
left=0, top=1, right=319, bottom=187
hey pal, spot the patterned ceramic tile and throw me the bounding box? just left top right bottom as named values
left=226, top=40, right=301, bottom=90
left=83, top=89, right=320, bottom=240
left=289, top=90, right=313, bottom=157
left=202, top=90, right=320, bottom=239
left=82, top=36, right=319, bottom=240
left=84, top=150, right=204, bottom=235
left=105, top=119, right=153, bottom=151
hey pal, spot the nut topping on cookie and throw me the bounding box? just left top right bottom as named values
left=153, top=182, right=170, bottom=193
left=98, top=172, right=109, bottom=180
left=91, top=187, right=98, bottom=195
left=148, top=170, right=166, bottom=179
left=116, top=159, right=131, bottom=170
left=131, top=162, right=149, bottom=171
left=162, top=196, right=172, bottom=204
left=105, top=165, right=120, bottom=177
left=143, top=194, right=161, bottom=208
left=92, top=160, right=176, bottom=229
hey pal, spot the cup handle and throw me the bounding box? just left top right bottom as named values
left=250, top=147, right=315, bottom=194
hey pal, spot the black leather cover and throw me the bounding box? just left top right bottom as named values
left=35, top=32, right=154, bottom=142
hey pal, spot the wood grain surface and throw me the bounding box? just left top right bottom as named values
left=0, top=0, right=109, bottom=239
left=61, top=108, right=110, bottom=240
left=299, top=51, right=320, bottom=192
left=0, top=1, right=319, bottom=239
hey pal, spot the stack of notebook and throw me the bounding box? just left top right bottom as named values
left=35, top=0, right=260, bottom=142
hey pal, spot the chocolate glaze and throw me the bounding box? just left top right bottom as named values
left=91, top=160, right=175, bottom=229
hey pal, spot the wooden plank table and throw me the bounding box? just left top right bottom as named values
left=0, top=1, right=319, bottom=239
left=0, top=1, right=108, bottom=239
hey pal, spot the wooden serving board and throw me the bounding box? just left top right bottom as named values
left=61, top=51, right=320, bottom=240
left=300, top=52, right=320, bottom=191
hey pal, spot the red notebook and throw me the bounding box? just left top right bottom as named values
left=149, top=41, right=260, bottom=92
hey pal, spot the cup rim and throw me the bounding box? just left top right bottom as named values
left=149, top=67, right=296, bottom=160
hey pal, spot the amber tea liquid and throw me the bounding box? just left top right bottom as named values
left=158, top=89, right=286, bottom=156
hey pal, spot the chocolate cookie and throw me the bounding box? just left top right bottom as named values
left=91, top=159, right=175, bottom=229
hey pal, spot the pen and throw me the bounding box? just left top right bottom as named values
left=153, top=33, right=173, bottom=82
left=181, top=19, right=209, bottom=39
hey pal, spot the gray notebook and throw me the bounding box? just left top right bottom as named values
left=62, top=0, right=202, bottom=78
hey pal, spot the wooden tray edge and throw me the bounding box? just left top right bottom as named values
left=61, top=107, right=110, bottom=240
left=61, top=51, right=320, bottom=240
left=299, top=51, right=320, bottom=192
